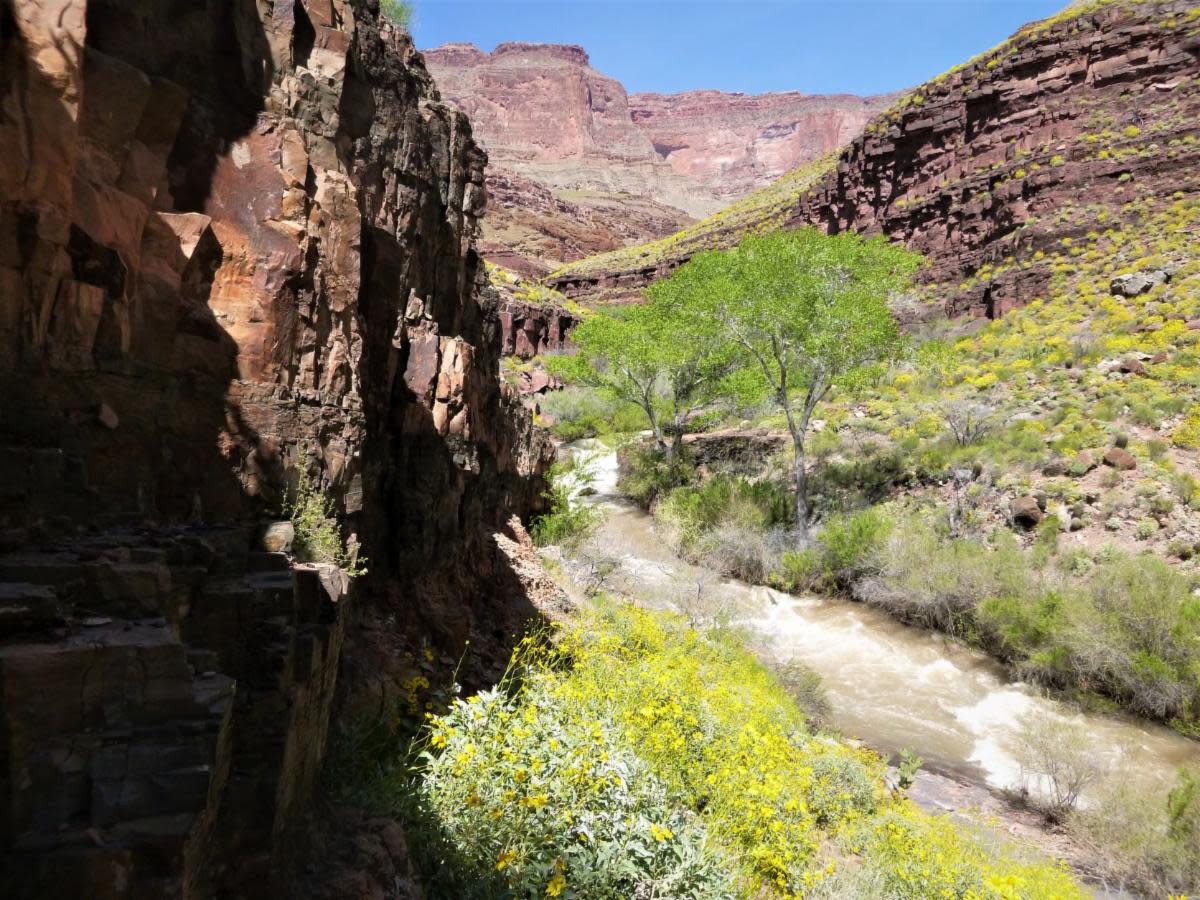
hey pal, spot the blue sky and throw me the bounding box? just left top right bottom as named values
left=412, top=0, right=1066, bottom=96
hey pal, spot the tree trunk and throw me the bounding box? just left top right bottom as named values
left=670, top=414, right=685, bottom=462
left=793, top=432, right=810, bottom=545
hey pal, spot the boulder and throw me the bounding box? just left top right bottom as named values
left=1103, top=447, right=1137, bottom=470
left=1011, top=496, right=1043, bottom=528
left=1110, top=269, right=1169, bottom=297
left=260, top=521, right=295, bottom=553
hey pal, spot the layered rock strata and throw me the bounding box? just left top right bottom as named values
left=422, top=42, right=883, bottom=275
left=551, top=1, right=1200, bottom=317
left=628, top=89, right=887, bottom=201
left=0, top=0, right=552, bottom=896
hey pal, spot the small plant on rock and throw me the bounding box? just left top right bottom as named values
left=285, top=462, right=367, bottom=577
left=380, top=0, right=414, bottom=27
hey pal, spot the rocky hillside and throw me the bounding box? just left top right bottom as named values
left=423, top=42, right=884, bottom=275
left=0, top=1, right=554, bottom=896
left=550, top=0, right=1200, bottom=311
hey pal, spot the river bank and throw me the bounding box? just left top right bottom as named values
left=555, top=440, right=1200, bottom=896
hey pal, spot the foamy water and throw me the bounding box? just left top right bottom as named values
left=566, top=441, right=1200, bottom=801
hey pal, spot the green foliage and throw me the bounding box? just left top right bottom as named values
left=616, top=444, right=695, bottom=510
left=530, top=460, right=601, bottom=550
left=380, top=0, right=414, bottom=26
left=538, top=386, right=645, bottom=441
left=897, top=748, right=924, bottom=790
left=548, top=294, right=735, bottom=454
left=1068, top=767, right=1200, bottom=895
left=285, top=462, right=366, bottom=577
left=419, top=681, right=733, bottom=899
left=818, top=507, right=893, bottom=584
left=410, top=606, right=1085, bottom=898
left=683, top=228, right=920, bottom=535
left=861, top=514, right=1200, bottom=724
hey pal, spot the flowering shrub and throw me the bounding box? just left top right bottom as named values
left=413, top=606, right=1088, bottom=898
left=420, top=684, right=733, bottom=899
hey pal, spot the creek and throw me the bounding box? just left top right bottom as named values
left=566, top=442, right=1199, bottom=809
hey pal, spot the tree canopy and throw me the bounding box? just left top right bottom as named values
left=550, top=226, right=921, bottom=541
left=547, top=287, right=736, bottom=458
left=689, top=228, right=921, bottom=540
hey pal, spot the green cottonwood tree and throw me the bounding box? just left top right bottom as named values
left=549, top=292, right=734, bottom=460
left=695, top=228, right=920, bottom=543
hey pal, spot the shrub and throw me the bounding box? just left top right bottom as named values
left=1068, top=768, right=1200, bottom=895
left=540, top=387, right=644, bottom=441
left=818, top=507, right=892, bottom=585
left=825, top=804, right=1083, bottom=899
left=773, top=547, right=823, bottom=592
left=617, top=444, right=694, bottom=510
left=418, top=683, right=734, bottom=899
left=1172, top=407, right=1200, bottom=449
left=285, top=461, right=367, bottom=577
left=410, top=607, right=1086, bottom=898
left=942, top=399, right=994, bottom=446
left=1012, top=713, right=1106, bottom=820
left=380, top=0, right=414, bottom=26
left=530, top=460, right=601, bottom=549
left=768, top=658, right=832, bottom=725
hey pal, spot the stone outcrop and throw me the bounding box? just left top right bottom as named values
left=628, top=90, right=889, bottom=202
left=0, top=1, right=553, bottom=896
left=422, top=42, right=882, bottom=275
left=551, top=1, right=1200, bottom=315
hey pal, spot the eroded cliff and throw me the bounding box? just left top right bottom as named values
left=422, top=41, right=884, bottom=276
left=0, top=1, right=553, bottom=896
left=551, top=1, right=1200, bottom=315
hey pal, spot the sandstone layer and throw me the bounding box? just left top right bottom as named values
left=422, top=42, right=883, bottom=275
left=0, top=1, right=553, bottom=896
left=551, top=1, right=1200, bottom=317
left=628, top=89, right=888, bottom=201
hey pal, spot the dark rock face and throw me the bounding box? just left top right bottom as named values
left=0, top=1, right=551, bottom=896
left=551, top=2, right=1200, bottom=315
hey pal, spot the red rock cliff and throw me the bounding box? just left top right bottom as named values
left=628, top=89, right=889, bottom=201
left=0, top=1, right=552, bottom=896
left=550, top=1, right=1200, bottom=317
left=422, top=41, right=884, bottom=275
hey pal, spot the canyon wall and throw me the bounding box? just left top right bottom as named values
left=423, top=42, right=883, bottom=275
left=0, top=1, right=552, bottom=896
left=551, top=1, right=1200, bottom=317
left=628, top=89, right=887, bottom=202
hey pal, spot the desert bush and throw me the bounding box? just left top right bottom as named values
left=943, top=399, right=995, bottom=446
left=1068, top=768, right=1200, bottom=896
left=773, top=547, right=823, bottom=591
left=768, top=658, right=832, bottom=725
left=855, top=518, right=1034, bottom=635
left=818, top=507, right=893, bottom=585
left=657, top=474, right=792, bottom=557
left=1011, top=713, right=1106, bottom=820
left=825, top=804, right=1083, bottom=899
left=539, top=386, right=646, bottom=441
left=851, top=514, right=1200, bottom=725
left=617, top=444, right=695, bottom=509
left=410, top=606, right=1086, bottom=898
left=530, top=460, right=601, bottom=549
left=418, top=682, right=734, bottom=899
left=285, top=462, right=367, bottom=577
